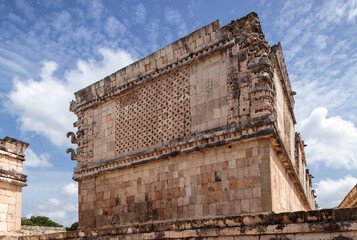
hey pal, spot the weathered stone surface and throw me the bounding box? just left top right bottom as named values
left=339, top=184, right=357, bottom=208
left=0, top=137, right=28, bottom=235
left=15, top=208, right=357, bottom=240
left=3, top=226, right=66, bottom=239
left=67, top=12, right=317, bottom=229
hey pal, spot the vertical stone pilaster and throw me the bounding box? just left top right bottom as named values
left=0, top=137, right=28, bottom=235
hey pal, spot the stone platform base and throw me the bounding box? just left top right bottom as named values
left=14, top=208, right=357, bottom=239
left=0, top=226, right=66, bottom=240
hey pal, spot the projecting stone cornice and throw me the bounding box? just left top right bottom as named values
left=0, top=136, right=29, bottom=160
left=0, top=168, right=27, bottom=187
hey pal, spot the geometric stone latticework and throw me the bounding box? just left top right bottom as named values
left=115, top=67, right=191, bottom=155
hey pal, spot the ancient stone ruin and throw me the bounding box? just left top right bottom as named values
left=339, top=184, right=357, bottom=208
left=11, top=12, right=357, bottom=239
left=0, top=137, right=28, bottom=234
left=67, top=12, right=318, bottom=229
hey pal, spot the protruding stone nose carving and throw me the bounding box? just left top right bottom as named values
left=66, top=132, right=77, bottom=144
left=66, top=148, right=77, bottom=161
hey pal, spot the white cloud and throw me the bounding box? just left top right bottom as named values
left=187, top=1, right=201, bottom=17
left=36, top=197, right=78, bottom=226
left=48, top=198, right=60, bottom=206
left=25, top=213, right=34, bottom=218
left=6, top=64, right=74, bottom=147
left=5, top=48, right=134, bottom=147
left=314, top=35, right=328, bottom=50
left=65, top=48, right=134, bottom=92
left=318, top=0, right=357, bottom=25
left=62, top=182, right=78, bottom=197
left=0, top=55, right=28, bottom=75
left=164, top=8, right=187, bottom=37
left=165, top=8, right=181, bottom=24
left=275, top=0, right=313, bottom=31
left=145, top=19, right=160, bottom=51
left=104, top=16, right=126, bottom=38
left=315, top=176, right=357, bottom=208
left=79, top=0, right=104, bottom=20
left=133, top=3, right=146, bottom=23
left=24, top=148, right=52, bottom=168
left=37, top=210, right=68, bottom=225
left=299, top=107, right=357, bottom=170
left=63, top=203, right=77, bottom=212
left=52, top=11, right=71, bottom=32
left=0, top=46, right=34, bottom=72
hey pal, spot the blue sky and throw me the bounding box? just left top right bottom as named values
left=0, top=0, right=356, bottom=226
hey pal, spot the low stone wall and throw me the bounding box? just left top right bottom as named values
left=18, top=226, right=66, bottom=236
left=0, top=226, right=65, bottom=240
left=16, top=208, right=357, bottom=239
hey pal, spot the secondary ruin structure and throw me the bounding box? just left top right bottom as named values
left=0, top=137, right=28, bottom=234
left=67, top=12, right=318, bottom=230
left=339, top=184, right=357, bottom=208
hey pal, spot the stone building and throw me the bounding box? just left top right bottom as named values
left=0, top=137, right=28, bottom=234
left=339, top=184, right=357, bottom=208
left=67, top=12, right=317, bottom=230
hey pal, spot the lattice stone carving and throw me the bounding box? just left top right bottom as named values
left=115, top=67, right=191, bottom=155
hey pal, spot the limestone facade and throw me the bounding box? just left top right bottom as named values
left=0, top=137, right=28, bottom=234
left=339, top=184, right=357, bottom=208
left=68, top=12, right=317, bottom=229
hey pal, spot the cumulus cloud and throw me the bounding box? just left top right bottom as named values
left=62, top=182, right=78, bottom=197
left=315, top=176, right=357, bottom=208
left=6, top=63, right=74, bottom=146
left=24, top=148, right=52, bottom=168
left=37, top=197, right=78, bottom=226
left=37, top=210, right=68, bottom=225
left=299, top=107, right=357, bottom=170
left=5, top=48, right=134, bottom=146
left=48, top=198, right=60, bottom=206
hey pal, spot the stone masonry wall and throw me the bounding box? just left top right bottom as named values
left=3, top=226, right=66, bottom=239
left=79, top=138, right=273, bottom=228
left=270, top=145, right=306, bottom=212
left=0, top=182, right=22, bottom=233
left=339, top=184, right=357, bottom=208
left=0, top=137, right=28, bottom=235
left=15, top=208, right=357, bottom=240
